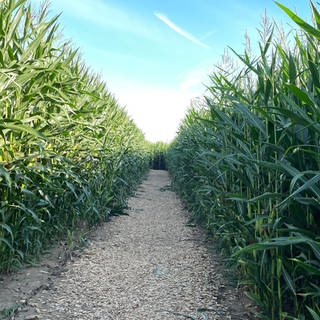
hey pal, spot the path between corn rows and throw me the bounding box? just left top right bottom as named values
left=3, top=170, right=254, bottom=320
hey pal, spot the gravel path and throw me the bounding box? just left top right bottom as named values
left=13, top=170, right=253, bottom=320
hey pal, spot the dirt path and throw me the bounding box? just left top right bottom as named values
left=3, top=170, right=254, bottom=320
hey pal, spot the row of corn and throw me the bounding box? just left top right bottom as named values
left=0, top=0, right=154, bottom=272
left=167, top=2, right=320, bottom=320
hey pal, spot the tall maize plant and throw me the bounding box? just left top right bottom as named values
left=0, top=0, right=150, bottom=272
left=167, top=2, right=320, bottom=319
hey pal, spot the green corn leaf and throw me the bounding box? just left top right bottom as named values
left=229, top=46, right=258, bottom=74
left=276, top=2, right=320, bottom=39
left=310, top=1, right=320, bottom=30
left=288, top=54, right=297, bottom=84
left=278, top=174, right=320, bottom=207
left=235, top=103, right=266, bottom=135
left=286, top=84, right=315, bottom=106
left=281, top=264, right=296, bottom=295
left=308, top=52, right=320, bottom=88
left=6, top=4, right=25, bottom=44
left=0, top=163, right=11, bottom=186
left=1, top=121, right=45, bottom=138
left=307, top=306, right=320, bottom=320
left=247, top=192, right=282, bottom=203
left=15, top=202, right=44, bottom=224
left=290, top=258, right=320, bottom=276
left=0, top=223, right=13, bottom=242
left=0, top=237, right=14, bottom=252
left=21, top=16, right=58, bottom=61
left=234, top=236, right=320, bottom=259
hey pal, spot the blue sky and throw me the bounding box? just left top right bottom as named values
left=33, top=0, right=311, bottom=142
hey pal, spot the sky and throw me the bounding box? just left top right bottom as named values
left=32, top=0, right=311, bottom=142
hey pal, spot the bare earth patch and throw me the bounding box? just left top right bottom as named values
left=1, top=170, right=256, bottom=320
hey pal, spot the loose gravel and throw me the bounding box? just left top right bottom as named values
left=11, top=170, right=254, bottom=320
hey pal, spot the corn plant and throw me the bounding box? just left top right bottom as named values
left=167, top=2, right=320, bottom=319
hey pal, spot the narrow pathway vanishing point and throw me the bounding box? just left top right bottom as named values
left=9, top=170, right=253, bottom=320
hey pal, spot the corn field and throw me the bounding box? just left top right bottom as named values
left=167, top=2, right=320, bottom=320
left=0, top=0, right=152, bottom=273
left=2, top=0, right=320, bottom=319
left=150, top=142, right=168, bottom=170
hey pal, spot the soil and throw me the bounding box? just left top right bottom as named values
left=0, top=170, right=256, bottom=320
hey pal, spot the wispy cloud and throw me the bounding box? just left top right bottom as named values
left=52, top=0, right=155, bottom=41
left=200, top=30, right=216, bottom=41
left=154, top=12, right=210, bottom=49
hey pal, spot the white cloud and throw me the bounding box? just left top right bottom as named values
left=179, top=61, right=214, bottom=93
left=154, top=12, right=211, bottom=49
left=108, top=80, right=197, bottom=143
left=102, top=59, right=215, bottom=143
